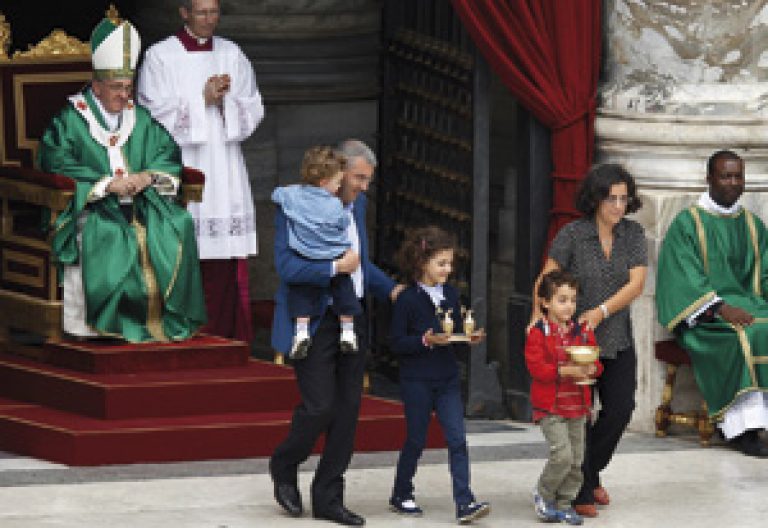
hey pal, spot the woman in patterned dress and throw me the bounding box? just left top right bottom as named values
left=528, top=164, right=648, bottom=518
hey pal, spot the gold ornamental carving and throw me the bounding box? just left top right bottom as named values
left=106, top=4, right=122, bottom=25
left=13, top=29, right=89, bottom=60
left=0, top=13, right=11, bottom=60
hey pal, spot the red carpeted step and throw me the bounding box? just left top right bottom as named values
left=38, top=335, right=250, bottom=374
left=0, top=354, right=300, bottom=419
left=0, top=397, right=445, bottom=466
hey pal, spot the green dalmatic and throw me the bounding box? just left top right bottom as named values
left=656, top=206, right=768, bottom=420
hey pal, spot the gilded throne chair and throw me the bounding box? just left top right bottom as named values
left=0, top=10, right=204, bottom=344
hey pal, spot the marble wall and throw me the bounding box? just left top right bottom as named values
left=598, top=0, right=768, bottom=432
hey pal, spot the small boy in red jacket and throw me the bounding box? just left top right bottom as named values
left=525, top=270, right=603, bottom=525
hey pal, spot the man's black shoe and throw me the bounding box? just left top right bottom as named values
left=731, top=430, right=768, bottom=458
left=274, top=483, right=303, bottom=516
left=313, top=505, right=366, bottom=526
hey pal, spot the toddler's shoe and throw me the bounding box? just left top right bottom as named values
left=558, top=507, right=584, bottom=526
left=290, top=329, right=311, bottom=360
left=456, top=501, right=490, bottom=524
left=389, top=496, right=423, bottom=516
left=532, top=490, right=559, bottom=523
left=339, top=329, right=358, bottom=353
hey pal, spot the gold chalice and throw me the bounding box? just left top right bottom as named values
left=565, top=345, right=599, bottom=385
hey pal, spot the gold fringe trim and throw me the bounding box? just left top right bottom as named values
left=165, top=241, right=183, bottom=300
left=133, top=217, right=167, bottom=342
left=689, top=206, right=708, bottom=274
left=710, top=387, right=768, bottom=423
left=745, top=210, right=761, bottom=296
left=732, top=323, right=758, bottom=388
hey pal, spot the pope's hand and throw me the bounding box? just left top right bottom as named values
left=107, top=178, right=134, bottom=197
left=129, top=172, right=152, bottom=194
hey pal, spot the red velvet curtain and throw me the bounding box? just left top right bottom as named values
left=451, top=0, right=601, bottom=242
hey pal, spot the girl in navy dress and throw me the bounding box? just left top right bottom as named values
left=388, top=226, right=490, bottom=525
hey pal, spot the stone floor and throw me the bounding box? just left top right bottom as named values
left=0, top=421, right=765, bottom=527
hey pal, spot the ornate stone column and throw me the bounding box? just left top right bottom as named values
left=596, top=0, right=768, bottom=432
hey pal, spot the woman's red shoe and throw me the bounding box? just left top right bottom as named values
left=593, top=486, right=610, bottom=506
left=574, top=503, right=598, bottom=517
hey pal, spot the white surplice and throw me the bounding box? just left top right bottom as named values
left=137, top=35, right=264, bottom=259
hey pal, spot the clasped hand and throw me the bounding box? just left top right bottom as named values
left=107, top=172, right=152, bottom=198
left=204, top=73, right=231, bottom=106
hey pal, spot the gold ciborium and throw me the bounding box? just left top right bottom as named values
left=564, top=345, right=599, bottom=385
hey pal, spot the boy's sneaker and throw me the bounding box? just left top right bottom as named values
left=532, top=490, right=559, bottom=522
left=456, top=501, right=490, bottom=524
left=289, top=330, right=311, bottom=360
left=389, top=496, right=423, bottom=516
left=558, top=507, right=584, bottom=526
left=339, top=329, right=358, bottom=353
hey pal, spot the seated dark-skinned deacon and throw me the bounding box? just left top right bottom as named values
left=657, top=150, right=768, bottom=457
left=38, top=17, right=206, bottom=342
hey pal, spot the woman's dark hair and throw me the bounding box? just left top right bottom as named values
left=537, top=270, right=579, bottom=314
left=395, top=226, right=457, bottom=283
left=575, top=163, right=642, bottom=217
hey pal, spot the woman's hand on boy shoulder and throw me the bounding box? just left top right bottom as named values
left=526, top=306, right=544, bottom=332
left=578, top=306, right=604, bottom=330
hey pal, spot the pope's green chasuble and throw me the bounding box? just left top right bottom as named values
left=38, top=89, right=206, bottom=342
left=657, top=206, right=768, bottom=420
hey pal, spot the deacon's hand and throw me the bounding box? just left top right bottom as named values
left=218, top=73, right=231, bottom=94
left=203, top=75, right=227, bottom=106
left=718, top=303, right=754, bottom=326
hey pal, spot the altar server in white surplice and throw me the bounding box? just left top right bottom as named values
left=138, top=0, right=264, bottom=342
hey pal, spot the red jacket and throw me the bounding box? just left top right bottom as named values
left=524, top=319, right=603, bottom=421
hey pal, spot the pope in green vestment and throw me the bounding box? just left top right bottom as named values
left=657, top=162, right=768, bottom=424
left=37, top=17, right=206, bottom=342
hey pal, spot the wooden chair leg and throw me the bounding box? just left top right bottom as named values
left=698, top=401, right=714, bottom=446
left=46, top=326, right=62, bottom=344
left=655, top=364, right=677, bottom=437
